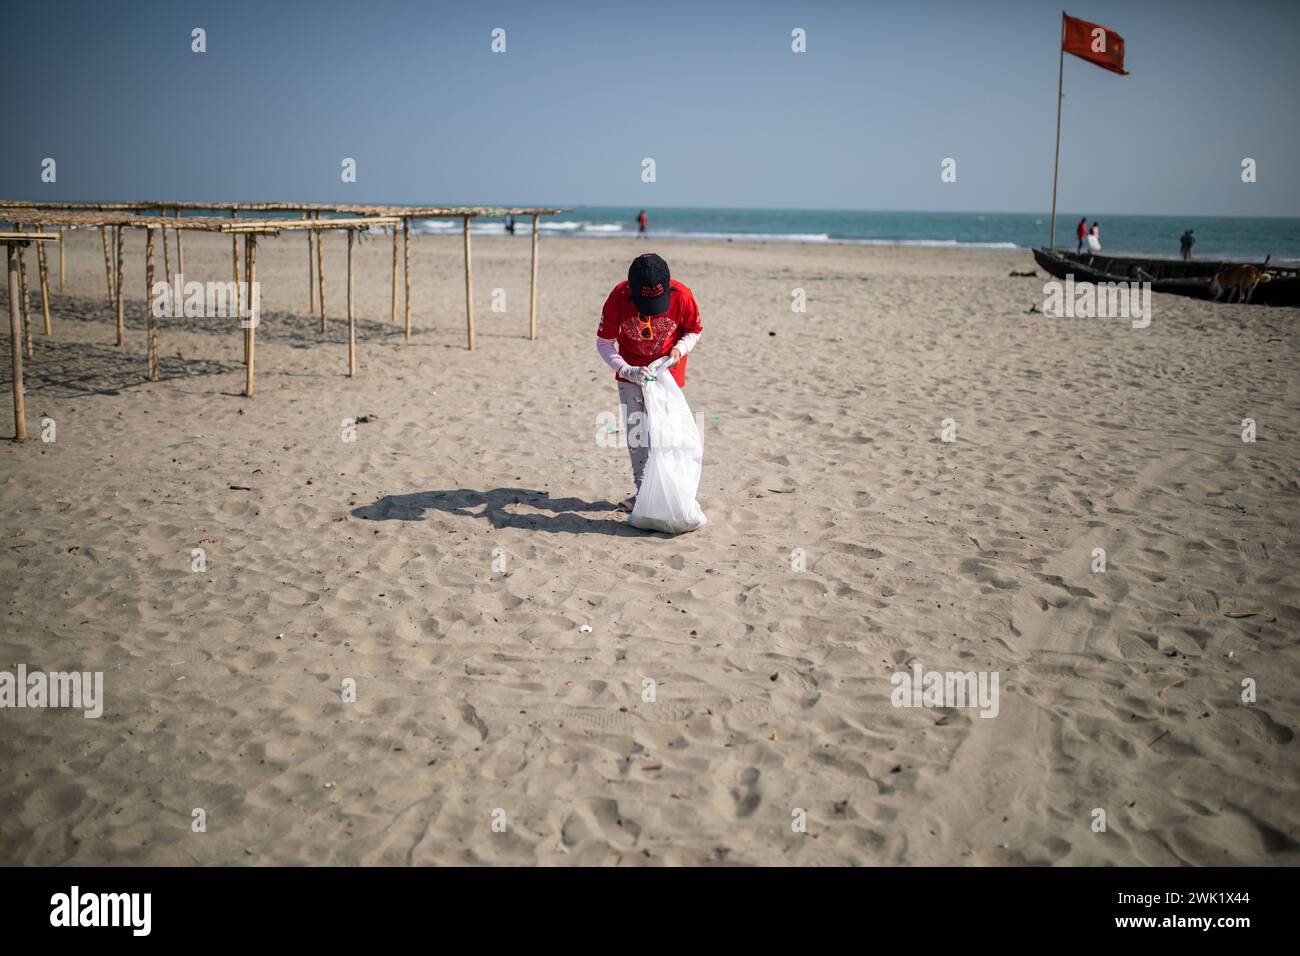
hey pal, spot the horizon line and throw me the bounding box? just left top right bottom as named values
left=7, top=199, right=1298, bottom=221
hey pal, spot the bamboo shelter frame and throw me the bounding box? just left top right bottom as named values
left=0, top=200, right=566, bottom=438
left=0, top=200, right=566, bottom=349
left=0, top=209, right=399, bottom=417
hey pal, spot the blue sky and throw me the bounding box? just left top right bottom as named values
left=2, top=0, right=1297, bottom=215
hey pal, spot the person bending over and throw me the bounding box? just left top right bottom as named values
left=595, top=252, right=702, bottom=512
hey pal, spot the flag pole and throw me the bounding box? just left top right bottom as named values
left=1048, top=11, right=1066, bottom=250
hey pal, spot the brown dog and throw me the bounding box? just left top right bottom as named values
left=1210, top=264, right=1272, bottom=303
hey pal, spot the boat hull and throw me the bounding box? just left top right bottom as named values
left=1032, top=248, right=1300, bottom=307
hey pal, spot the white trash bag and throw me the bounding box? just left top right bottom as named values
left=629, top=357, right=708, bottom=534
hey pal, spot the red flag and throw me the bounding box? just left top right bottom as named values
left=1062, top=12, right=1129, bottom=75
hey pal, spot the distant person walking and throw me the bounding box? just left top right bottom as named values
left=1075, top=217, right=1088, bottom=253
left=1179, top=229, right=1195, bottom=261
left=1087, top=221, right=1101, bottom=252
left=504, top=213, right=515, bottom=236
left=637, top=210, right=648, bottom=235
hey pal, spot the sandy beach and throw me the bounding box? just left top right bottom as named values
left=1, top=227, right=1298, bottom=866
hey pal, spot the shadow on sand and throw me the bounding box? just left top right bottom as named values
left=0, top=337, right=238, bottom=397
left=351, top=487, right=649, bottom=536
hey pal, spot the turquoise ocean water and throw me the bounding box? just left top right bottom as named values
left=410, top=207, right=1299, bottom=262
left=154, top=205, right=1299, bottom=262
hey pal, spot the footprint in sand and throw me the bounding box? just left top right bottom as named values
left=725, top=767, right=763, bottom=818
left=1117, top=633, right=1160, bottom=661
left=832, top=541, right=885, bottom=560
left=959, top=558, right=1021, bottom=591
left=1035, top=573, right=1097, bottom=599
left=461, top=703, right=490, bottom=742
left=546, top=705, right=637, bottom=732
left=586, top=797, right=641, bottom=843
left=647, top=700, right=696, bottom=723
left=1239, top=541, right=1268, bottom=562
left=1218, top=707, right=1295, bottom=746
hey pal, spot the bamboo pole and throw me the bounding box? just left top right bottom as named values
left=100, top=224, right=114, bottom=305
left=528, top=213, right=540, bottom=340
left=17, top=229, right=31, bottom=360
left=245, top=234, right=257, bottom=398
left=175, top=208, right=185, bottom=278
left=347, top=228, right=356, bottom=376
left=391, top=223, right=398, bottom=323
left=243, top=235, right=251, bottom=365
left=231, top=210, right=240, bottom=325
left=463, top=215, right=475, bottom=351
left=162, top=210, right=172, bottom=283
left=305, top=211, right=315, bottom=314
left=316, top=212, right=327, bottom=332
left=402, top=217, right=411, bottom=342
left=58, top=226, right=64, bottom=291
left=36, top=235, right=51, bottom=336
left=114, top=226, right=125, bottom=346
left=7, top=243, right=25, bottom=440
left=146, top=228, right=158, bottom=381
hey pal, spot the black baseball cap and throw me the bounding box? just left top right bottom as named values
left=628, top=252, right=673, bottom=315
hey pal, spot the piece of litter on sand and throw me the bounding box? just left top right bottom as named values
left=579, top=625, right=593, bottom=633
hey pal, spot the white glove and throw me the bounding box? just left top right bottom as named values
left=618, top=364, right=655, bottom=385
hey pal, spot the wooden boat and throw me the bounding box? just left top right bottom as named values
left=1032, top=247, right=1300, bottom=307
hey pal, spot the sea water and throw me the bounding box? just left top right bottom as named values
left=139, top=206, right=1300, bottom=261
left=408, top=207, right=1300, bottom=262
